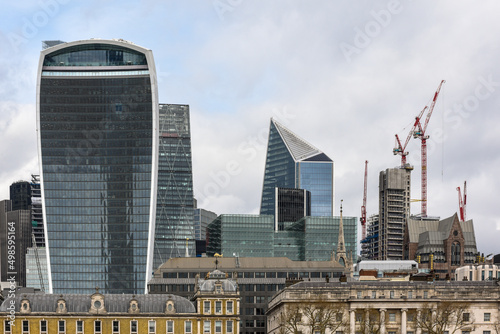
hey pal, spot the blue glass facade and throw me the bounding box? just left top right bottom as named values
left=154, top=104, right=194, bottom=268
left=37, top=40, right=158, bottom=294
left=260, top=119, right=334, bottom=221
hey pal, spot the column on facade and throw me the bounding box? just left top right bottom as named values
left=416, top=309, right=421, bottom=334
left=365, top=309, right=370, bottom=334
left=349, top=309, right=355, bottom=334
left=379, top=309, right=386, bottom=334
left=401, top=308, right=407, bottom=334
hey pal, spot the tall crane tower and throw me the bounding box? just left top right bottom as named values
left=360, top=160, right=368, bottom=240
left=413, top=80, right=446, bottom=217
left=457, top=181, right=467, bottom=222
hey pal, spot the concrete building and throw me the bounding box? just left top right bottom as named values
left=260, top=119, right=334, bottom=223
left=0, top=269, right=239, bottom=334
left=37, top=39, right=159, bottom=294
left=9, top=181, right=31, bottom=211
left=154, top=104, right=195, bottom=267
left=148, top=256, right=349, bottom=334
left=404, top=213, right=477, bottom=279
left=378, top=167, right=412, bottom=260
left=455, top=263, right=500, bottom=281
left=194, top=207, right=217, bottom=242
left=267, top=280, right=500, bottom=334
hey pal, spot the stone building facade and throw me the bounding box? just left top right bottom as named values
left=0, top=270, right=239, bottom=334
left=267, top=280, right=500, bottom=334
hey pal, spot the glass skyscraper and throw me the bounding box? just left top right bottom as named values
left=260, top=119, right=334, bottom=223
left=154, top=104, right=194, bottom=269
left=37, top=39, right=159, bottom=294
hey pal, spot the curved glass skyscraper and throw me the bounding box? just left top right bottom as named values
left=260, top=119, right=334, bottom=225
left=36, top=39, right=158, bottom=294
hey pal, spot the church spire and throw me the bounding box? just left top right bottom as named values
left=336, top=200, right=347, bottom=267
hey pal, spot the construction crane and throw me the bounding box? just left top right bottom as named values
left=360, top=160, right=368, bottom=240
left=457, top=181, right=467, bottom=222
left=413, top=80, right=446, bottom=217
left=393, top=106, right=427, bottom=167
left=31, top=233, right=45, bottom=292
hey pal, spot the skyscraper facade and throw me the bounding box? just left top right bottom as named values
left=378, top=167, right=411, bottom=260
left=37, top=39, right=159, bottom=294
left=154, top=104, right=194, bottom=269
left=260, top=119, right=334, bottom=226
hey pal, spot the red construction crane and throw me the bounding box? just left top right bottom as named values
left=393, top=106, right=427, bottom=167
left=413, top=80, right=446, bottom=217
left=457, top=181, right=467, bottom=222
left=361, top=160, right=368, bottom=240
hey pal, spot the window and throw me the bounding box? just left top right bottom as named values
left=167, top=321, right=174, bottom=333
left=112, top=320, right=119, bottom=334
left=215, top=321, right=222, bottom=333
left=462, top=331, right=470, bottom=334
left=40, top=320, right=48, bottom=334
left=58, top=320, right=65, bottom=334
left=204, top=301, right=211, bottom=313
left=372, top=291, right=376, bottom=299
left=389, top=313, right=396, bottom=322
left=204, top=321, right=211, bottom=333
left=5, top=320, right=11, bottom=333
left=215, top=301, right=222, bottom=313
left=185, top=321, right=192, bottom=334
left=484, top=313, right=491, bottom=321
left=390, top=291, right=394, bottom=299
left=388, top=332, right=396, bottom=334
left=463, top=313, right=470, bottom=322
left=227, top=301, right=234, bottom=314
left=148, top=320, right=156, bottom=334
left=23, top=320, right=29, bottom=333
left=355, top=313, right=362, bottom=322
left=357, top=291, right=362, bottom=298
left=483, top=331, right=491, bottom=334
left=130, top=321, right=138, bottom=334
left=408, top=291, right=413, bottom=298
left=94, top=320, right=101, bottom=334
left=76, top=321, right=83, bottom=334
left=424, top=291, right=428, bottom=299
left=246, top=308, right=254, bottom=315
left=451, top=241, right=461, bottom=266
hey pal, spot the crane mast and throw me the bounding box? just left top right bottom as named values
left=413, top=80, right=446, bottom=217
left=457, top=181, right=467, bottom=222
left=361, top=160, right=368, bottom=240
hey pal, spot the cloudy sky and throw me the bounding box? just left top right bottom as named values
left=1, top=1, right=499, bottom=256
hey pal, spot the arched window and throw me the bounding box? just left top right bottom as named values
left=451, top=242, right=461, bottom=266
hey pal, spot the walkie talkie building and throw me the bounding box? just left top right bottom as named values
left=37, top=39, right=158, bottom=294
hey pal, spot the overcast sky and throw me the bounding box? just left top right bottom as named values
left=0, top=1, right=499, bottom=256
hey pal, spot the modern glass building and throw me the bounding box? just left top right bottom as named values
left=206, top=214, right=357, bottom=261
left=154, top=104, right=194, bottom=269
left=36, top=39, right=159, bottom=294
left=260, top=119, right=334, bottom=227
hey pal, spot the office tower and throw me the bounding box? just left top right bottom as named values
left=378, top=167, right=411, bottom=260
left=207, top=214, right=357, bottom=261
left=9, top=181, right=31, bottom=211
left=37, top=39, right=159, bottom=294
left=30, top=175, right=44, bottom=247
left=275, top=188, right=311, bottom=231
left=194, top=207, right=217, bottom=241
left=154, top=104, right=194, bottom=269
left=0, top=200, right=32, bottom=287
left=260, top=119, right=334, bottom=224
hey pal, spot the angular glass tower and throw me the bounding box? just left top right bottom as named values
left=154, top=104, right=194, bottom=269
left=36, top=39, right=158, bottom=294
left=260, top=119, right=334, bottom=223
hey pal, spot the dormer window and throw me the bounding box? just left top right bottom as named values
left=165, top=300, right=175, bottom=314
left=215, top=283, right=222, bottom=294
left=20, top=299, right=31, bottom=314
left=56, top=299, right=67, bottom=314
left=129, top=300, right=140, bottom=314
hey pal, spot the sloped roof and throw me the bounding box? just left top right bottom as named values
left=271, top=119, right=332, bottom=162
left=0, top=293, right=195, bottom=314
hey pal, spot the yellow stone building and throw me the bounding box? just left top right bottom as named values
left=0, top=270, right=239, bottom=334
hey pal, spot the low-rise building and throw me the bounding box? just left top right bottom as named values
left=455, top=263, right=500, bottom=281
left=0, top=269, right=239, bottom=334
left=267, top=280, right=500, bottom=334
